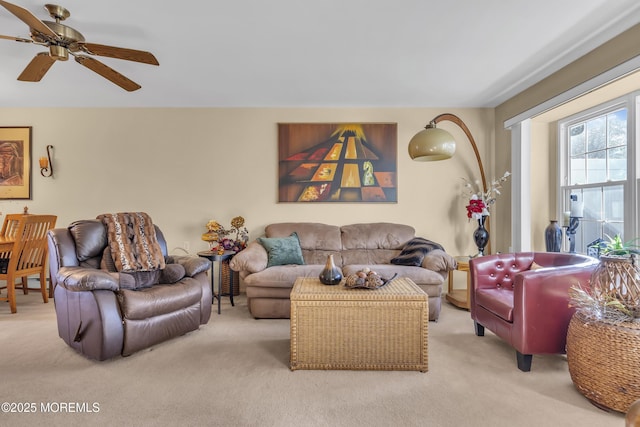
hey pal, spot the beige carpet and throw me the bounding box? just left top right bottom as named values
left=0, top=288, right=624, bottom=427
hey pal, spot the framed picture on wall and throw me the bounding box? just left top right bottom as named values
left=278, top=123, right=397, bottom=203
left=0, top=126, right=32, bottom=200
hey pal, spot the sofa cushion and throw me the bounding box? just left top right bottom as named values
left=341, top=249, right=400, bottom=266
left=391, top=237, right=445, bottom=266
left=117, top=280, right=203, bottom=320
left=243, top=264, right=325, bottom=287
left=341, top=223, right=415, bottom=250
left=302, top=250, right=344, bottom=266
left=68, top=219, right=107, bottom=262
left=266, top=223, right=342, bottom=251
left=120, top=270, right=162, bottom=290
left=476, top=288, right=514, bottom=322
left=258, top=232, right=305, bottom=267
left=160, top=264, right=186, bottom=283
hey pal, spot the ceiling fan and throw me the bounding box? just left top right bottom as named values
left=0, top=1, right=159, bottom=91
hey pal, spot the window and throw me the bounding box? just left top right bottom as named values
left=559, top=94, right=636, bottom=253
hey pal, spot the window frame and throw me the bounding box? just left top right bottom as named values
left=557, top=92, right=638, bottom=252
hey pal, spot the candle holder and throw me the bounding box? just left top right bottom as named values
left=566, top=216, right=580, bottom=253
left=40, top=145, right=53, bottom=177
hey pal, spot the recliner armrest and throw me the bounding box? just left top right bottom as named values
left=168, top=255, right=210, bottom=277
left=57, top=267, right=119, bottom=292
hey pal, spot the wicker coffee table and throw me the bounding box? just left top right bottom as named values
left=290, top=276, right=428, bottom=372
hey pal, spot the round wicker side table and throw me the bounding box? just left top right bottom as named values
left=566, top=312, right=640, bottom=413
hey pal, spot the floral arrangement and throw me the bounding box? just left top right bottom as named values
left=202, top=216, right=249, bottom=253
left=463, top=171, right=511, bottom=220
left=221, top=216, right=249, bottom=252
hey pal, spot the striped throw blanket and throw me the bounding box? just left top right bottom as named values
left=97, top=212, right=166, bottom=272
left=390, top=237, right=445, bottom=267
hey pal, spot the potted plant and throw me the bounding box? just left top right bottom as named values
left=566, top=234, right=640, bottom=413
left=570, top=235, right=640, bottom=318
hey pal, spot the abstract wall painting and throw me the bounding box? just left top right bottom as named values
left=278, top=123, right=397, bottom=203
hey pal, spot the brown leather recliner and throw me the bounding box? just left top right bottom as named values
left=469, top=252, right=598, bottom=371
left=47, top=219, right=212, bottom=360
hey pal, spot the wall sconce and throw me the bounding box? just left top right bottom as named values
left=39, top=145, right=53, bottom=177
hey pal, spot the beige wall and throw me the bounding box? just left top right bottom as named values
left=530, top=121, right=555, bottom=250
left=0, top=107, right=496, bottom=257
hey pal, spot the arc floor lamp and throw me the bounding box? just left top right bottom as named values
left=408, top=113, right=490, bottom=254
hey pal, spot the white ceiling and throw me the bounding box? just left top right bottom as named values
left=1, top=0, right=640, bottom=108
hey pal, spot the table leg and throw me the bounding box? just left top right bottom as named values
left=229, top=268, right=235, bottom=307
left=210, top=262, right=217, bottom=305
left=216, top=260, right=222, bottom=315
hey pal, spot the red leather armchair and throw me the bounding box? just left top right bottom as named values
left=469, top=252, right=598, bottom=371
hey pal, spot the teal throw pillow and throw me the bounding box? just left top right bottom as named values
left=258, top=232, right=305, bottom=267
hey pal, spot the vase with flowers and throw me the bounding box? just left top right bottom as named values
left=202, top=220, right=223, bottom=251
left=219, top=216, right=249, bottom=253
left=201, top=216, right=249, bottom=255
left=463, top=171, right=510, bottom=257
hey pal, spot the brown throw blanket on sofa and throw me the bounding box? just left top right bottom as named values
left=97, top=212, right=166, bottom=272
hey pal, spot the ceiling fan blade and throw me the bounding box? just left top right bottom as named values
left=75, top=56, right=141, bottom=91
left=0, top=0, right=58, bottom=39
left=81, top=43, right=159, bottom=65
left=0, top=34, right=32, bottom=43
left=17, top=52, right=55, bottom=82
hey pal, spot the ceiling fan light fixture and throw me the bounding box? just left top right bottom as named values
left=49, top=44, right=67, bottom=61
left=0, top=1, right=158, bottom=90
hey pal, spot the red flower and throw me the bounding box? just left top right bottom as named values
left=466, top=198, right=486, bottom=219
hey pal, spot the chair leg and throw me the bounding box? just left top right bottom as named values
left=474, top=321, right=485, bottom=336
left=7, top=275, right=16, bottom=313
left=516, top=351, right=533, bottom=372
left=21, top=277, right=28, bottom=294
left=39, top=271, right=48, bottom=303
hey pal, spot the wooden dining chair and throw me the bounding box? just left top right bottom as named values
left=0, top=213, right=25, bottom=239
left=0, top=213, right=29, bottom=295
left=0, top=214, right=57, bottom=313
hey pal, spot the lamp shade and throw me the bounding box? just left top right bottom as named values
left=408, top=126, right=456, bottom=161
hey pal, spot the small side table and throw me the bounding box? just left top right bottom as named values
left=447, top=256, right=470, bottom=310
left=197, top=250, right=236, bottom=315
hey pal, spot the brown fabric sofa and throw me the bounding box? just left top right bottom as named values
left=47, top=219, right=212, bottom=360
left=229, top=222, right=456, bottom=321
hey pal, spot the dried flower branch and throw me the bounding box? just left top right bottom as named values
left=462, top=171, right=510, bottom=220
left=203, top=216, right=249, bottom=253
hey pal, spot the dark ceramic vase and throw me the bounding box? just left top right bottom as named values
left=319, top=254, right=342, bottom=285
left=545, top=220, right=562, bottom=252
left=473, top=216, right=489, bottom=256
